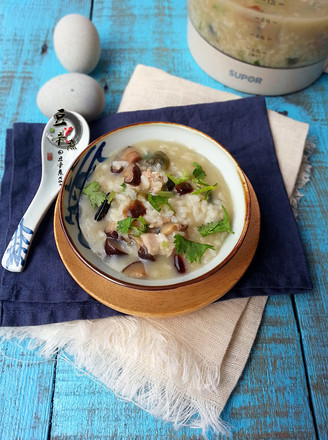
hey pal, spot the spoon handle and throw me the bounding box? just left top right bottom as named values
left=1, top=184, right=56, bottom=272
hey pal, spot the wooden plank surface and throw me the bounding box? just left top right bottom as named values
left=0, top=338, right=56, bottom=440
left=266, top=84, right=328, bottom=440
left=0, top=2, right=91, bottom=439
left=49, top=295, right=317, bottom=440
left=290, top=87, right=328, bottom=439
left=0, top=0, right=327, bottom=439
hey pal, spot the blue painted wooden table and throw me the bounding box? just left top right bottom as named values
left=0, top=1, right=327, bottom=439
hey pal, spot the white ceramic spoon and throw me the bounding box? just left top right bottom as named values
left=2, top=109, right=90, bottom=272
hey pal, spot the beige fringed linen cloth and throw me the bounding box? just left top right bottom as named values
left=0, top=65, right=309, bottom=436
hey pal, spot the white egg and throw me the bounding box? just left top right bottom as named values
left=37, top=73, right=105, bottom=121
left=54, top=14, right=101, bottom=73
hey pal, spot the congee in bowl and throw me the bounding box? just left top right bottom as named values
left=60, top=122, right=250, bottom=289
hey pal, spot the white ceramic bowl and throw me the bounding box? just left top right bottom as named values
left=59, top=122, right=251, bottom=290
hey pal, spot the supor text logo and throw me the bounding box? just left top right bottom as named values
left=229, top=69, right=262, bottom=84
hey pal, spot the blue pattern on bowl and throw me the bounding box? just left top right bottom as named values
left=64, top=141, right=108, bottom=249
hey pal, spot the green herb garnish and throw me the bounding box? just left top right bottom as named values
left=107, top=191, right=115, bottom=204
left=161, top=241, right=170, bottom=250
left=191, top=162, right=207, bottom=183
left=117, top=216, right=135, bottom=234
left=174, top=234, right=215, bottom=264
left=165, top=170, right=189, bottom=186
left=190, top=162, right=217, bottom=199
left=192, top=183, right=217, bottom=197
left=121, top=182, right=127, bottom=191
left=132, top=216, right=147, bottom=236
left=198, top=206, right=234, bottom=236
left=148, top=193, right=174, bottom=212
left=117, top=215, right=147, bottom=236
left=82, top=181, right=107, bottom=209
left=157, top=190, right=174, bottom=198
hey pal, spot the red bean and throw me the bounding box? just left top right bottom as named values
left=174, top=182, right=193, bottom=195
left=124, top=200, right=146, bottom=218
left=174, top=253, right=186, bottom=273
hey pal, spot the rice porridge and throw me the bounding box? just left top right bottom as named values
left=188, top=0, right=328, bottom=68
left=79, top=140, right=234, bottom=280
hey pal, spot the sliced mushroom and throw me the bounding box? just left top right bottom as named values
left=128, top=234, right=143, bottom=246
left=123, top=261, right=147, bottom=279
left=141, top=233, right=161, bottom=256
left=122, top=163, right=142, bottom=186
left=128, top=235, right=155, bottom=261
left=138, top=245, right=155, bottom=261
left=105, top=230, right=118, bottom=240
left=144, top=151, right=170, bottom=170
left=124, top=199, right=146, bottom=218
left=105, top=238, right=127, bottom=256
left=173, top=182, right=193, bottom=195
left=118, top=146, right=142, bottom=163
left=104, top=221, right=117, bottom=235
left=147, top=226, right=161, bottom=234
left=174, top=253, right=186, bottom=274
left=106, top=230, right=127, bottom=242
left=110, top=160, right=127, bottom=174
left=160, top=222, right=188, bottom=236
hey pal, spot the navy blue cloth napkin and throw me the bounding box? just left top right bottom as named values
left=0, top=96, right=312, bottom=326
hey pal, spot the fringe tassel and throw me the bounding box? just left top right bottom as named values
left=0, top=317, right=230, bottom=437
left=290, top=137, right=316, bottom=218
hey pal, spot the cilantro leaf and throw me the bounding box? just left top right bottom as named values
left=157, top=190, right=174, bottom=198
left=192, top=183, right=217, bottom=196
left=197, top=206, right=234, bottom=236
left=190, top=163, right=217, bottom=199
left=191, top=162, right=206, bottom=182
left=121, top=182, right=127, bottom=191
left=131, top=216, right=147, bottom=236
left=174, top=234, right=215, bottom=264
left=117, top=217, right=135, bottom=234
left=82, top=181, right=107, bottom=209
left=148, top=193, right=174, bottom=212
left=165, top=170, right=189, bottom=186
left=117, top=216, right=147, bottom=236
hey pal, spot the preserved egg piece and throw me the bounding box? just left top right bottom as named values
left=164, top=178, right=175, bottom=191
left=94, top=194, right=112, bottom=221
left=105, top=238, right=127, bottom=256
left=124, top=199, right=146, bottom=218
left=145, top=151, right=170, bottom=169
left=174, top=253, right=186, bottom=274
left=174, top=182, right=193, bottom=195
left=138, top=245, right=155, bottom=261
left=123, top=261, right=147, bottom=279
left=118, top=146, right=142, bottom=163
left=122, top=163, right=142, bottom=186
